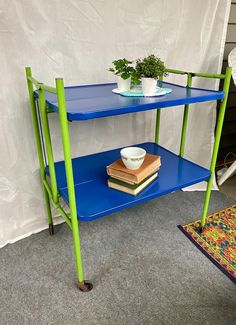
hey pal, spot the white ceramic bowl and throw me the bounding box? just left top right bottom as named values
left=120, top=147, right=146, bottom=170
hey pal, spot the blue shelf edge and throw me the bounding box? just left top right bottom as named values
left=35, top=81, right=224, bottom=121
left=45, top=142, right=211, bottom=222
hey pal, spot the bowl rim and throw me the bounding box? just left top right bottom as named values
left=120, top=147, right=146, bottom=159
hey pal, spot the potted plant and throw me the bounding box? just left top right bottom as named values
left=135, top=54, right=167, bottom=96
left=108, top=58, right=134, bottom=92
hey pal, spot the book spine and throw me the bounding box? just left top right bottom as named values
left=108, top=173, right=158, bottom=196
left=107, top=168, right=135, bottom=182
left=107, top=174, right=136, bottom=185
left=137, top=162, right=160, bottom=183
left=108, top=181, right=133, bottom=195
left=108, top=165, right=160, bottom=184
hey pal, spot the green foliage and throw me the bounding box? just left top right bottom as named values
left=108, top=58, right=134, bottom=80
left=108, top=55, right=167, bottom=84
left=135, top=54, right=167, bottom=79
left=130, top=70, right=141, bottom=86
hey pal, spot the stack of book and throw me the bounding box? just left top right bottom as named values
left=107, top=154, right=161, bottom=195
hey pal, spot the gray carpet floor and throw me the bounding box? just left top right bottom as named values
left=0, top=191, right=235, bottom=325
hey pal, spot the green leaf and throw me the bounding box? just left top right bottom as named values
left=135, top=54, right=167, bottom=79
left=108, top=58, right=134, bottom=78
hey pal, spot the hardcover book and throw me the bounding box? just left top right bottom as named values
left=107, top=153, right=161, bottom=184
left=108, top=172, right=158, bottom=196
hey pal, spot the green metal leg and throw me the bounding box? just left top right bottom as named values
left=201, top=67, right=232, bottom=227
left=38, top=88, right=58, bottom=205
left=201, top=177, right=213, bottom=227
left=179, top=74, right=192, bottom=157
left=155, top=75, right=164, bottom=143
left=155, top=109, right=161, bottom=143
left=25, top=67, right=54, bottom=234
left=56, top=78, right=93, bottom=291
left=43, top=186, right=54, bottom=235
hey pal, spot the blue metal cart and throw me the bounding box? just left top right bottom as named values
left=25, top=67, right=231, bottom=291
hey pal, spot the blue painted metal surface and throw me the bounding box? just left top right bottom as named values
left=36, top=81, right=224, bottom=121
left=45, top=142, right=211, bottom=221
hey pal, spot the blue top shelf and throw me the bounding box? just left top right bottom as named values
left=37, top=81, right=224, bottom=121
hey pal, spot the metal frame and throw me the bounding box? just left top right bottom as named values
left=156, top=67, right=232, bottom=228
left=25, top=66, right=231, bottom=290
left=26, top=68, right=92, bottom=291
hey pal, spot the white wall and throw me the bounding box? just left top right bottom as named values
left=0, top=0, right=231, bottom=247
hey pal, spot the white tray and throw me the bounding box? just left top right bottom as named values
left=112, top=86, right=172, bottom=97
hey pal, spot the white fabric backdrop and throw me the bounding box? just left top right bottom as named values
left=0, top=0, right=230, bottom=247
left=229, top=46, right=236, bottom=84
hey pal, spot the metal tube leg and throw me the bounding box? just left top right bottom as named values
left=71, top=216, right=92, bottom=291
left=201, top=176, right=214, bottom=228
left=200, top=67, right=232, bottom=228
left=38, top=88, right=59, bottom=205
left=155, top=75, right=164, bottom=144
left=25, top=67, right=54, bottom=234
left=179, top=74, right=192, bottom=157
left=42, top=185, right=54, bottom=235
left=56, top=78, right=93, bottom=291
left=155, top=109, right=161, bottom=144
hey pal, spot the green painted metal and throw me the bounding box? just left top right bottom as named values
left=26, top=65, right=231, bottom=287
left=155, top=74, right=164, bottom=144
left=155, top=110, right=161, bottom=143
left=179, top=73, right=192, bottom=157
left=166, top=68, right=225, bottom=79
left=201, top=67, right=232, bottom=227
left=46, top=109, right=54, bottom=113
left=40, top=84, right=57, bottom=94
left=56, top=78, right=84, bottom=284
left=192, top=72, right=225, bottom=79
left=25, top=67, right=53, bottom=227
left=38, top=87, right=58, bottom=204
left=26, top=68, right=82, bottom=283
left=56, top=206, right=72, bottom=230
left=43, top=180, right=72, bottom=229
left=42, top=179, right=53, bottom=197
left=27, top=75, right=41, bottom=88
left=166, top=68, right=187, bottom=75
left=165, top=68, right=227, bottom=159
left=27, top=76, right=57, bottom=93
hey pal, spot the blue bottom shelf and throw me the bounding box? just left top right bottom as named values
left=46, top=142, right=210, bottom=221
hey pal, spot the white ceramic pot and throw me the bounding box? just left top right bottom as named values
left=141, top=78, right=157, bottom=96
left=120, top=147, right=146, bottom=170
left=117, top=76, right=131, bottom=92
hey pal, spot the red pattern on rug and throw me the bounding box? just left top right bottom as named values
left=178, top=204, right=236, bottom=283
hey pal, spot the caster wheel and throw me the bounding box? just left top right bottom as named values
left=49, top=223, right=54, bottom=236
left=196, top=223, right=203, bottom=234
left=78, top=280, right=93, bottom=292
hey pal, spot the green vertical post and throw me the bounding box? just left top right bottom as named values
left=155, top=110, right=161, bottom=143
left=38, top=88, right=58, bottom=204
left=155, top=74, right=163, bottom=143
left=25, top=67, right=53, bottom=232
left=201, top=67, right=232, bottom=227
left=179, top=73, right=192, bottom=157
left=56, top=78, right=92, bottom=291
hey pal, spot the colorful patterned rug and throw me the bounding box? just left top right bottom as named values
left=178, top=205, right=236, bottom=284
